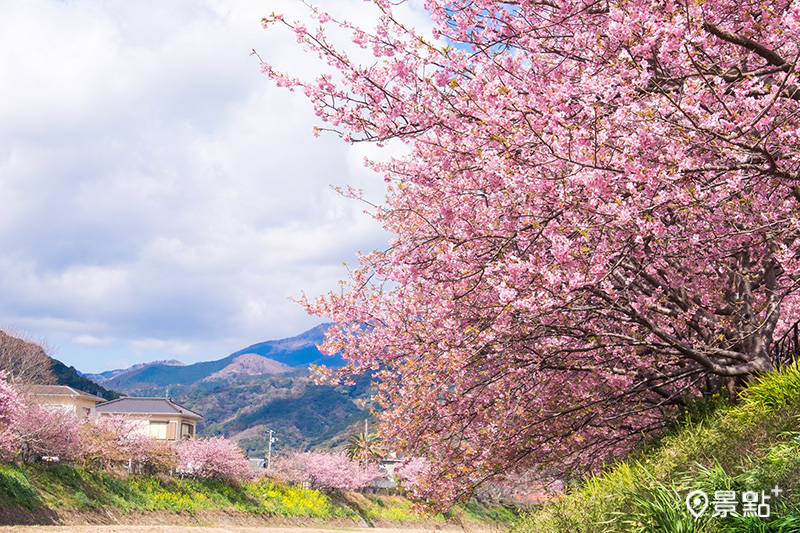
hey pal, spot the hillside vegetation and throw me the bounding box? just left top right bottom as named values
left=169, top=370, right=374, bottom=454
left=50, top=360, right=120, bottom=401
left=518, top=364, right=800, bottom=533
left=80, top=325, right=367, bottom=454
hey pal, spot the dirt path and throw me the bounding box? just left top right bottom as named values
left=0, top=525, right=481, bottom=533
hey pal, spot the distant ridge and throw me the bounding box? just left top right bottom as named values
left=51, top=359, right=121, bottom=401
left=227, top=323, right=345, bottom=368
left=83, top=324, right=369, bottom=454
left=201, top=353, right=292, bottom=382
left=86, top=324, right=343, bottom=392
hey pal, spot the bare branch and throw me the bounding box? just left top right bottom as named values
left=703, top=22, right=788, bottom=68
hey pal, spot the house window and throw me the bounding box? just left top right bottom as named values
left=149, top=421, right=168, bottom=439
left=181, top=422, right=194, bottom=439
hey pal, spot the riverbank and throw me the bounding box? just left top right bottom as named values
left=0, top=465, right=512, bottom=531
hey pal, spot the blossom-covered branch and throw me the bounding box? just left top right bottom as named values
left=263, top=0, right=800, bottom=506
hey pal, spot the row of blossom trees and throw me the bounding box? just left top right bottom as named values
left=0, top=374, right=252, bottom=483
left=0, top=373, right=433, bottom=492
left=0, top=373, right=427, bottom=492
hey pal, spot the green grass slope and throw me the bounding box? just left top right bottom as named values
left=518, top=364, right=800, bottom=533
left=0, top=463, right=513, bottom=528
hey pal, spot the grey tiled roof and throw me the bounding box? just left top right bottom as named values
left=95, top=397, right=203, bottom=420
left=26, top=385, right=106, bottom=403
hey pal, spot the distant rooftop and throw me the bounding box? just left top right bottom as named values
left=95, top=397, right=203, bottom=420
left=26, top=385, right=105, bottom=403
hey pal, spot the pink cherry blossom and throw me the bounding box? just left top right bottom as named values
left=264, top=0, right=800, bottom=508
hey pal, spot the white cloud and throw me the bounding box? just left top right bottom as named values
left=73, top=335, right=114, bottom=348
left=130, top=338, right=193, bottom=356
left=0, top=0, right=432, bottom=373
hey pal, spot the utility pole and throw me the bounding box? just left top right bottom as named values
left=266, top=430, right=277, bottom=470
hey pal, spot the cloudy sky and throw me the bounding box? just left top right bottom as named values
left=0, top=0, right=428, bottom=373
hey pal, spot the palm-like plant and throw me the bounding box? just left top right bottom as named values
left=345, top=431, right=384, bottom=464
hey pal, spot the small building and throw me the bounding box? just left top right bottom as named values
left=95, top=397, right=203, bottom=441
left=24, top=385, right=106, bottom=417
left=374, top=456, right=402, bottom=489
left=249, top=457, right=266, bottom=471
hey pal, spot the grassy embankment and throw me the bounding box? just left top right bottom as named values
left=0, top=464, right=515, bottom=527
left=517, top=363, right=800, bottom=533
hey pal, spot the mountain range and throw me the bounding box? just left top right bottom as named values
left=86, top=323, right=344, bottom=393
left=0, top=324, right=369, bottom=456
left=83, top=324, right=370, bottom=456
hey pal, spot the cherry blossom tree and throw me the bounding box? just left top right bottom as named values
left=263, top=0, right=800, bottom=505
left=265, top=453, right=308, bottom=485
left=0, top=330, right=56, bottom=386
left=0, top=373, right=20, bottom=460
left=78, top=414, right=171, bottom=471
left=134, top=439, right=179, bottom=475
left=15, top=404, right=82, bottom=462
left=297, top=451, right=385, bottom=491
left=177, top=436, right=252, bottom=484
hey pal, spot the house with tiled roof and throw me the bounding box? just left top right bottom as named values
left=25, top=385, right=106, bottom=417
left=95, top=397, right=203, bottom=441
